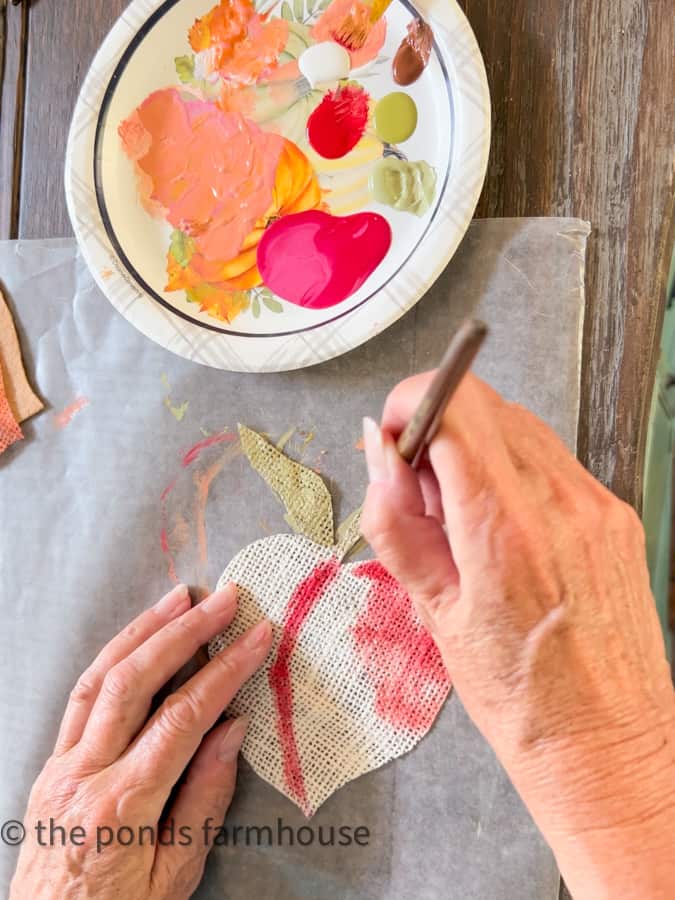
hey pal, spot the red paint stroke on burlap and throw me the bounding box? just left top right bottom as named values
left=353, top=561, right=450, bottom=732
left=269, top=559, right=340, bottom=813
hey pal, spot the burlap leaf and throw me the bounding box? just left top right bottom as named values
left=239, top=424, right=334, bottom=546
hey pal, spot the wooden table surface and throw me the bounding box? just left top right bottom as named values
left=1, top=0, right=674, bottom=514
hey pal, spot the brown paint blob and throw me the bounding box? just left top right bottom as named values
left=393, top=17, right=433, bottom=86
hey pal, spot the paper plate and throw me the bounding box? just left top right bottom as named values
left=65, top=0, right=490, bottom=372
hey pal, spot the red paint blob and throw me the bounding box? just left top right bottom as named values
left=257, top=210, right=392, bottom=309
left=269, top=559, right=340, bottom=812
left=353, top=561, right=451, bottom=732
left=307, top=85, right=370, bottom=159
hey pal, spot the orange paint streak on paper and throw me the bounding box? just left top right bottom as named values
left=54, top=397, right=89, bottom=429
left=193, top=457, right=225, bottom=566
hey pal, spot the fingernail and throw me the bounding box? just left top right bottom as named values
left=217, top=715, right=250, bottom=762
left=201, top=586, right=237, bottom=615
left=242, top=619, right=272, bottom=650
left=363, top=417, right=389, bottom=483
left=155, top=584, right=189, bottom=616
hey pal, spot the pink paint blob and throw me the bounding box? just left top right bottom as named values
left=181, top=431, right=235, bottom=468
left=257, top=210, right=392, bottom=309
left=269, top=559, right=340, bottom=813
left=54, top=397, right=89, bottom=429
left=307, top=85, right=370, bottom=160
left=353, top=561, right=450, bottom=732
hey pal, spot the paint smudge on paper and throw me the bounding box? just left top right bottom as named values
left=193, top=456, right=226, bottom=566
left=181, top=431, right=235, bottom=467
left=54, top=397, right=89, bottom=429
left=275, top=426, right=296, bottom=452
left=269, top=558, right=340, bottom=813
left=159, top=430, right=240, bottom=589
left=161, top=374, right=189, bottom=422
left=257, top=210, right=391, bottom=309
left=353, top=560, right=450, bottom=732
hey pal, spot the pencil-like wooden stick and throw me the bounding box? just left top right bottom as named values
left=397, top=318, right=488, bottom=467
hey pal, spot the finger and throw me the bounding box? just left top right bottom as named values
left=121, top=618, right=272, bottom=811
left=54, top=584, right=191, bottom=756
left=78, top=585, right=239, bottom=766
left=152, top=717, right=248, bottom=893
left=417, top=462, right=444, bottom=523
left=360, top=417, right=459, bottom=611
left=381, top=371, right=503, bottom=436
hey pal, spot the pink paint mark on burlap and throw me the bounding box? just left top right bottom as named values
left=353, top=561, right=450, bottom=733
left=269, top=559, right=340, bottom=814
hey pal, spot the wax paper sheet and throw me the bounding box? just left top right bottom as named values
left=0, top=217, right=589, bottom=900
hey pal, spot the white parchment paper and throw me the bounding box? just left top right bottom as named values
left=0, top=217, right=589, bottom=899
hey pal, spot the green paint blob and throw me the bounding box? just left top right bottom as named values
left=370, top=157, right=437, bottom=216
left=374, top=92, right=418, bottom=144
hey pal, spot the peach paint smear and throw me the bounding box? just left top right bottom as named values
left=54, top=397, right=89, bottom=429
left=159, top=431, right=240, bottom=596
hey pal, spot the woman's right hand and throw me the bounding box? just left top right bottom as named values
left=361, top=372, right=675, bottom=899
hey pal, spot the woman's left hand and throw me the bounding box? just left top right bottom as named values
left=10, top=582, right=272, bottom=900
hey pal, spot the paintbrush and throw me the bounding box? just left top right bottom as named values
left=335, top=0, right=394, bottom=51
left=342, top=319, right=487, bottom=559
left=396, top=318, right=488, bottom=468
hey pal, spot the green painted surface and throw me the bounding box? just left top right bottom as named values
left=370, top=157, right=436, bottom=215
left=642, top=245, right=675, bottom=659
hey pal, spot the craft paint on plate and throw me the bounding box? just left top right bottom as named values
left=306, top=84, right=370, bottom=159
left=370, top=157, right=437, bottom=216
left=353, top=561, right=450, bottom=732
left=393, top=17, right=433, bottom=85
left=269, top=558, right=341, bottom=813
left=257, top=210, right=392, bottom=309
left=298, top=41, right=351, bottom=88
left=374, top=91, right=418, bottom=144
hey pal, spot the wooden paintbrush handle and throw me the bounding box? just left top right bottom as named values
left=397, top=319, right=488, bottom=467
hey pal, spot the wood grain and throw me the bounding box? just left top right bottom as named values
left=0, top=0, right=28, bottom=238
left=17, top=0, right=128, bottom=238
left=459, top=0, right=675, bottom=509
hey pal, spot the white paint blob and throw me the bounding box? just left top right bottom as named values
left=299, top=41, right=351, bottom=88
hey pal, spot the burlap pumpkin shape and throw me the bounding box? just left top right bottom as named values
left=208, top=425, right=451, bottom=817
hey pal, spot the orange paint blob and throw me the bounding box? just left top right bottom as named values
left=189, top=0, right=289, bottom=85
left=120, top=88, right=285, bottom=264
left=120, top=87, right=325, bottom=323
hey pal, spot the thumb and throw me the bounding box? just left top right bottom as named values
left=360, top=417, right=459, bottom=618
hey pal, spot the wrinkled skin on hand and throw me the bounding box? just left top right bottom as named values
left=361, top=373, right=675, bottom=900
left=10, top=584, right=272, bottom=900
